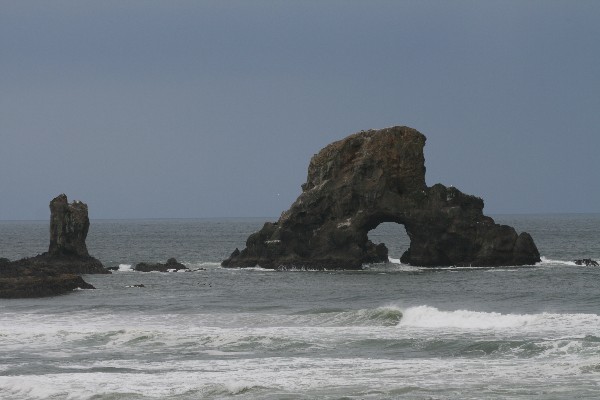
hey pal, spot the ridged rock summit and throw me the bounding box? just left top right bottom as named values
left=223, top=126, right=541, bottom=269
left=49, top=194, right=92, bottom=257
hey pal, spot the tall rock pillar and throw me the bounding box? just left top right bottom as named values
left=48, top=194, right=91, bottom=257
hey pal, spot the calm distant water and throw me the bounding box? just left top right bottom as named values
left=1, top=215, right=599, bottom=399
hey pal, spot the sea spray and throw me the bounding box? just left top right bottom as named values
left=118, top=264, right=132, bottom=271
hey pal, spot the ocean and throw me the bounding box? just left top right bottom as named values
left=1, top=214, right=599, bottom=399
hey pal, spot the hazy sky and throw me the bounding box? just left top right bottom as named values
left=2, top=1, right=599, bottom=220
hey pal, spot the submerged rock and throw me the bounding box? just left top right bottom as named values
left=574, top=259, right=599, bottom=266
left=134, top=258, right=188, bottom=272
left=223, top=126, right=541, bottom=269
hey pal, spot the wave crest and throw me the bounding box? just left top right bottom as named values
left=398, top=305, right=600, bottom=332
left=538, top=256, right=576, bottom=266
left=293, top=306, right=403, bottom=327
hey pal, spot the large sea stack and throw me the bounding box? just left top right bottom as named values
left=8, top=194, right=109, bottom=275
left=0, top=194, right=108, bottom=298
left=48, top=194, right=92, bottom=258
left=223, top=126, right=541, bottom=269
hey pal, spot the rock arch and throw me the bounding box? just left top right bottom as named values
left=367, top=221, right=410, bottom=261
left=222, top=126, right=540, bottom=269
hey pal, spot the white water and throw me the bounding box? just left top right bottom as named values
left=538, top=256, right=577, bottom=266
left=1, top=303, right=599, bottom=399
left=399, top=305, right=600, bottom=334
left=117, top=263, right=132, bottom=271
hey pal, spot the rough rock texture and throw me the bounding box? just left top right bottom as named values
left=134, top=258, right=188, bottom=272
left=0, top=256, right=98, bottom=298
left=7, top=253, right=108, bottom=275
left=223, top=126, right=541, bottom=269
left=0, top=274, right=95, bottom=298
left=48, top=194, right=91, bottom=257
left=574, top=259, right=599, bottom=266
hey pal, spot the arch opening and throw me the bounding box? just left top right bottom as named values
left=367, top=222, right=411, bottom=264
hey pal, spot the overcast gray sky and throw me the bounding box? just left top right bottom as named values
left=1, top=1, right=599, bottom=220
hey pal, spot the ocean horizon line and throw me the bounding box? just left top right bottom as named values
left=1, top=212, right=599, bottom=223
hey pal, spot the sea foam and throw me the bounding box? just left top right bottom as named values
left=400, top=305, right=538, bottom=329
left=538, top=256, right=577, bottom=266
left=118, top=264, right=132, bottom=271
left=398, top=305, right=600, bottom=334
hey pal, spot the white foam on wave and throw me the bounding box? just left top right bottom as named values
left=289, top=306, right=404, bottom=327
left=538, top=256, right=576, bottom=266
left=0, top=378, right=59, bottom=400
left=221, top=379, right=263, bottom=395
left=118, top=264, right=132, bottom=272
left=400, top=305, right=535, bottom=329
left=398, top=305, right=600, bottom=333
left=189, top=262, right=221, bottom=268
left=1, top=353, right=597, bottom=399
left=364, top=260, right=422, bottom=272
left=2, top=307, right=600, bottom=398
left=233, top=266, right=277, bottom=272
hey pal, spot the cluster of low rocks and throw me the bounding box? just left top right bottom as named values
left=133, top=258, right=188, bottom=272
left=106, top=258, right=190, bottom=273
left=574, top=259, right=599, bottom=266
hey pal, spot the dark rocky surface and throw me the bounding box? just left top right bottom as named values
left=6, top=253, right=108, bottom=275
left=223, top=126, right=541, bottom=269
left=134, top=258, right=188, bottom=272
left=0, top=195, right=106, bottom=298
left=48, top=194, right=91, bottom=257
left=574, top=259, right=599, bottom=266
left=0, top=274, right=94, bottom=299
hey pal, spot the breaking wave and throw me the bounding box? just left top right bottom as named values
left=398, top=305, right=600, bottom=333
left=292, top=306, right=403, bottom=327
left=538, top=256, right=577, bottom=266
left=118, top=264, right=132, bottom=271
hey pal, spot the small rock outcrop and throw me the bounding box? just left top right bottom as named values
left=134, top=258, right=188, bottom=272
left=223, top=126, right=541, bottom=269
left=574, top=259, right=599, bottom=266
